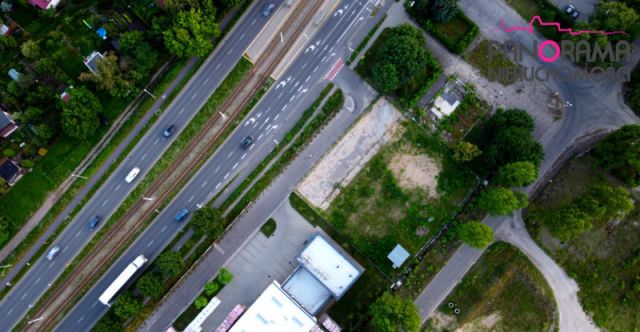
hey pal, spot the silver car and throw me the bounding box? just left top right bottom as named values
left=47, top=246, right=61, bottom=260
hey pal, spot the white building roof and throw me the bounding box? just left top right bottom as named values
left=283, top=267, right=332, bottom=314
left=229, top=281, right=317, bottom=332
left=387, top=244, right=410, bottom=268
left=297, top=234, right=362, bottom=298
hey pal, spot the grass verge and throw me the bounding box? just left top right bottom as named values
left=346, top=14, right=387, bottom=65
left=425, top=242, right=557, bottom=331
left=465, top=39, right=520, bottom=86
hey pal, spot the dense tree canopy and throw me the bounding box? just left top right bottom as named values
left=452, top=141, right=481, bottom=162
left=543, top=184, right=634, bottom=241
left=113, top=292, right=143, bottom=320
left=457, top=221, right=494, bottom=248
left=156, top=251, right=184, bottom=278
left=190, top=207, right=223, bottom=237
left=79, top=53, right=133, bottom=97
left=495, top=161, right=538, bottom=187
left=593, top=125, right=640, bottom=186
left=136, top=273, right=164, bottom=300
left=369, top=292, right=420, bottom=332
left=476, top=187, right=528, bottom=216
left=61, top=86, right=101, bottom=140
left=429, top=0, right=459, bottom=22
left=591, top=2, right=640, bottom=37
left=163, top=6, right=220, bottom=58
left=365, top=24, right=440, bottom=101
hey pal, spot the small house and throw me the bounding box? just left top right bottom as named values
left=84, top=51, right=105, bottom=74
left=0, top=159, right=22, bottom=186
left=27, top=0, right=61, bottom=10
left=0, top=109, right=18, bottom=139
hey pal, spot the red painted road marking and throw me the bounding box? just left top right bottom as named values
left=325, top=58, right=344, bottom=81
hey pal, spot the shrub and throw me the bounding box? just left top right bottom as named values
left=216, top=268, right=233, bottom=285
left=20, top=159, right=34, bottom=168
left=194, top=296, right=208, bottom=309
left=204, top=281, right=220, bottom=296
left=3, top=149, right=16, bottom=158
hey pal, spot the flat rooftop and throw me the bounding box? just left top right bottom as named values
left=229, top=281, right=317, bottom=332
left=297, top=234, right=363, bottom=298
left=283, top=267, right=332, bottom=314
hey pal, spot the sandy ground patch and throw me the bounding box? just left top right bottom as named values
left=297, top=98, right=402, bottom=209
left=458, top=312, right=501, bottom=332
left=389, top=154, right=440, bottom=198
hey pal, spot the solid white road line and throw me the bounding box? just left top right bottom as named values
left=283, top=105, right=288, bottom=111
left=241, top=153, right=247, bottom=160
left=215, top=182, right=221, bottom=189
left=224, top=172, right=230, bottom=179
left=232, top=162, right=238, bottom=170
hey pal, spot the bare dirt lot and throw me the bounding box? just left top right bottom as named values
left=389, top=153, right=440, bottom=198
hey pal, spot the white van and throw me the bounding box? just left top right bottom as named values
left=125, top=167, right=140, bottom=183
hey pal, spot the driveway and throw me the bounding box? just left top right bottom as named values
left=495, top=212, right=598, bottom=332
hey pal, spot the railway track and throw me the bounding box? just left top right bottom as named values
left=22, top=1, right=324, bottom=331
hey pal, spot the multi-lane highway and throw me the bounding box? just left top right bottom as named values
left=0, top=1, right=284, bottom=329
left=55, top=0, right=384, bottom=330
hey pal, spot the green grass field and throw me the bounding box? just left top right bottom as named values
left=466, top=39, right=520, bottom=86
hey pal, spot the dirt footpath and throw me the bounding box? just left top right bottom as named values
left=297, top=98, right=402, bottom=209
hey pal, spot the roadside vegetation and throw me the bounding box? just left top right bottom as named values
left=357, top=24, right=441, bottom=108
left=524, top=125, right=640, bottom=331
left=465, top=39, right=520, bottom=86
left=0, top=0, right=242, bottom=249
left=425, top=242, right=557, bottom=332
left=346, top=14, right=387, bottom=65
left=406, top=0, right=479, bottom=55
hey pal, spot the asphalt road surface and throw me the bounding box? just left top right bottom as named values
left=56, top=0, right=384, bottom=330
left=0, top=1, right=284, bottom=329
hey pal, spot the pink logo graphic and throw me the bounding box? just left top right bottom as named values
left=500, top=16, right=628, bottom=36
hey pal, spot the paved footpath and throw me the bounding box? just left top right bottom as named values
left=0, top=10, right=238, bottom=291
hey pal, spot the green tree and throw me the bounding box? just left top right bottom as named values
left=371, top=62, right=399, bottom=94
left=485, top=126, right=544, bottom=169
left=592, top=2, right=639, bottom=36
left=546, top=206, right=591, bottom=241
left=156, top=251, right=184, bottom=278
left=190, top=207, right=223, bottom=237
left=369, top=292, right=420, bottom=332
left=92, top=314, right=123, bottom=332
left=20, top=40, right=41, bottom=59
left=79, top=53, right=133, bottom=97
left=593, top=125, right=640, bottom=186
left=22, top=106, right=44, bottom=124
left=476, top=187, right=528, bottom=216
left=485, top=108, right=534, bottom=136
left=113, top=292, right=142, bottom=320
left=204, top=281, right=219, bottom=296
left=495, top=161, right=538, bottom=187
left=3, top=148, right=16, bottom=158
left=61, top=86, right=101, bottom=139
left=452, top=141, right=481, bottom=162
left=457, top=221, right=494, bottom=248
left=216, top=268, right=233, bottom=285
left=430, top=0, right=459, bottom=22
left=0, top=35, right=17, bottom=51
left=194, top=296, right=208, bottom=309
left=136, top=273, right=164, bottom=300
left=0, top=177, right=9, bottom=196
left=119, top=31, right=145, bottom=54
left=163, top=7, right=220, bottom=58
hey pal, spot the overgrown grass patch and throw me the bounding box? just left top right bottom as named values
left=465, top=39, right=520, bottom=86
left=406, top=6, right=479, bottom=55
left=525, top=155, right=640, bottom=332
left=323, top=120, right=475, bottom=276
left=427, top=242, right=556, bottom=331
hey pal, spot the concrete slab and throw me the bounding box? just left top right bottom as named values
left=297, top=98, right=403, bottom=210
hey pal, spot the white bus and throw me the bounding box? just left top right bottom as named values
left=98, top=255, right=148, bottom=306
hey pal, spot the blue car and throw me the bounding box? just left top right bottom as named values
left=175, top=208, right=189, bottom=222
left=88, top=215, right=102, bottom=229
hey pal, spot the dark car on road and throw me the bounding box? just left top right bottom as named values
left=88, top=215, right=102, bottom=229
left=162, top=124, right=176, bottom=138
left=565, top=4, right=579, bottom=19
left=240, top=136, right=253, bottom=149
left=262, top=3, right=275, bottom=17
left=175, top=208, right=189, bottom=222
